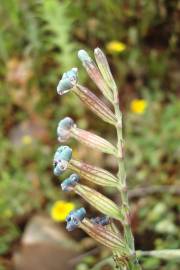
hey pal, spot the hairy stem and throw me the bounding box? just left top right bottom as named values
left=113, top=92, right=141, bottom=270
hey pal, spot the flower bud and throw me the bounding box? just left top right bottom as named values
left=66, top=208, right=86, bottom=231
left=57, top=68, right=78, bottom=95
left=57, top=117, right=117, bottom=156
left=61, top=173, right=80, bottom=191
left=61, top=175, right=123, bottom=220
left=53, top=146, right=72, bottom=176
left=57, top=117, right=75, bottom=142
left=66, top=211, right=131, bottom=253
left=66, top=210, right=130, bottom=253
left=94, top=48, right=117, bottom=93
left=78, top=50, right=113, bottom=102
left=68, top=159, right=121, bottom=188
left=74, top=85, right=116, bottom=125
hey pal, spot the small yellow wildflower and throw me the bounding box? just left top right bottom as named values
left=22, top=135, right=32, bottom=145
left=51, top=200, right=75, bottom=222
left=130, top=99, right=147, bottom=114
left=106, top=41, right=126, bottom=54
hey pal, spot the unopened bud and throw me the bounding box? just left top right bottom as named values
left=66, top=208, right=86, bottom=231
left=94, top=48, right=117, bottom=93
left=53, top=146, right=72, bottom=176
left=61, top=173, right=80, bottom=191
left=57, top=68, right=78, bottom=95
left=61, top=176, right=123, bottom=221
left=57, top=117, right=75, bottom=142
left=57, top=117, right=117, bottom=156
left=78, top=50, right=113, bottom=102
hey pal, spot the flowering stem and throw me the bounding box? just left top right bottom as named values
left=56, top=48, right=142, bottom=270
left=113, top=92, right=141, bottom=270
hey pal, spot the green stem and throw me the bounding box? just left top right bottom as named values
left=113, top=93, right=141, bottom=270
left=137, top=249, right=180, bottom=261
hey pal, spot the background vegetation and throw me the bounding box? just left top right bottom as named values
left=0, top=1, right=179, bottom=269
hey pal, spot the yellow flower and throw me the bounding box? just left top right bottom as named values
left=22, top=135, right=32, bottom=145
left=130, top=99, right=147, bottom=114
left=106, top=41, right=126, bottom=54
left=50, top=200, right=75, bottom=222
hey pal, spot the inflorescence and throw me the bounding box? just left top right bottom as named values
left=52, top=48, right=141, bottom=269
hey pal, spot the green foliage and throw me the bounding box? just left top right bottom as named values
left=126, top=97, right=180, bottom=184
left=0, top=220, right=19, bottom=255
left=38, top=0, right=78, bottom=71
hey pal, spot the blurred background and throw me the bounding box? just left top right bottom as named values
left=0, top=1, right=180, bottom=270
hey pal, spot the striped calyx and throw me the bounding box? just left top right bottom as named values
left=68, top=159, right=121, bottom=188
left=78, top=50, right=113, bottom=102
left=57, top=117, right=118, bottom=156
